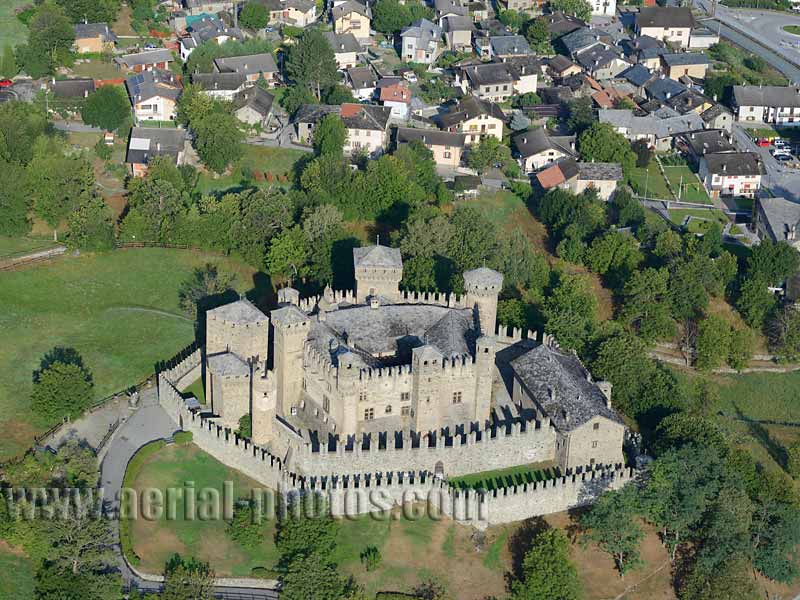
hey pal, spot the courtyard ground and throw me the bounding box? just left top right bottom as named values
left=0, top=248, right=261, bottom=459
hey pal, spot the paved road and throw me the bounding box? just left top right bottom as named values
left=100, top=390, right=279, bottom=599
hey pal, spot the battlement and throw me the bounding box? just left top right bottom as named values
left=399, top=289, right=468, bottom=309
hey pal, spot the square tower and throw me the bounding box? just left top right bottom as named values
left=206, top=299, right=269, bottom=363
left=353, top=244, right=403, bottom=304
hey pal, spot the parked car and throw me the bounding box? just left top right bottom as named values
left=775, top=154, right=794, bottom=162
left=0, top=79, right=12, bottom=88
left=757, top=138, right=771, bottom=147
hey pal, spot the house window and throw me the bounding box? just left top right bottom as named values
left=364, top=408, right=374, bottom=420
left=593, top=423, right=600, bottom=430
left=400, top=392, right=410, bottom=402
left=592, top=441, right=598, bottom=448
left=385, top=405, right=392, bottom=414
left=444, top=151, right=451, bottom=159
left=401, top=406, right=411, bottom=416
left=359, top=390, right=368, bottom=402
left=453, top=391, right=462, bottom=404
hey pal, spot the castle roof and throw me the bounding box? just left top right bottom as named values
left=463, top=266, right=503, bottom=289
left=271, top=304, right=309, bottom=326
left=353, top=244, right=403, bottom=269
left=510, top=344, right=623, bottom=432
left=207, top=351, right=249, bottom=376
left=424, top=311, right=473, bottom=357
left=207, top=299, right=267, bottom=324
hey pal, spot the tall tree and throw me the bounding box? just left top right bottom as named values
left=20, top=2, right=75, bottom=77
left=266, top=225, right=310, bottom=281
left=0, top=160, right=31, bottom=236
left=31, top=361, right=94, bottom=421
left=239, top=2, right=269, bottom=29
left=0, top=44, right=17, bottom=78
left=162, top=555, right=215, bottom=600
left=192, top=111, right=244, bottom=174
left=511, top=529, right=582, bottom=600
left=80, top=85, right=131, bottom=132
left=581, top=486, right=644, bottom=577
left=56, top=0, right=121, bottom=23
left=178, top=263, right=236, bottom=319
left=522, top=17, right=553, bottom=54
left=66, top=195, right=115, bottom=251
left=549, top=0, right=591, bottom=21
left=286, top=29, right=338, bottom=100
left=578, top=122, right=636, bottom=176
left=542, top=273, right=597, bottom=354
left=312, top=113, right=347, bottom=156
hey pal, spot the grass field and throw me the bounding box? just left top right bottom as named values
left=668, top=208, right=729, bottom=230
left=628, top=161, right=672, bottom=199
left=0, top=248, right=259, bottom=459
left=784, top=25, right=800, bottom=35
left=70, top=59, right=124, bottom=80
left=181, top=376, right=206, bottom=404
left=0, top=541, right=36, bottom=599
left=662, top=165, right=712, bottom=204
left=0, top=236, right=58, bottom=258
left=458, top=191, right=549, bottom=251
left=195, top=146, right=308, bottom=196
left=0, top=0, right=29, bottom=48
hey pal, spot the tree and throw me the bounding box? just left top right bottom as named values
left=239, top=2, right=269, bottom=29
left=47, top=498, right=115, bottom=575
left=767, top=305, right=800, bottom=361
left=578, top=123, right=636, bottom=176
left=266, top=226, right=309, bottom=281
left=162, top=555, right=215, bottom=600
left=372, top=0, right=415, bottom=33
left=31, top=361, right=93, bottom=421
left=581, top=486, right=644, bottom=577
left=227, top=501, right=266, bottom=548
left=66, top=195, right=115, bottom=251
left=56, top=0, right=121, bottom=23
left=19, top=2, right=75, bottom=77
left=695, top=315, right=731, bottom=371
left=122, top=171, right=185, bottom=242
left=746, top=239, right=800, bottom=285
left=498, top=229, right=550, bottom=291
left=619, top=267, right=675, bottom=343
left=567, top=97, right=594, bottom=134
left=313, top=113, right=347, bottom=156
left=0, top=44, right=17, bottom=78
left=550, top=0, right=592, bottom=20
left=280, top=553, right=349, bottom=600
left=34, top=564, right=120, bottom=600
left=542, top=273, right=597, bottom=354
left=81, top=85, right=131, bottom=132
left=498, top=9, right=525, bottom=31
left=610, top=188, right=645, bottom=229
left=523, top=17, right=554, bottom=54
left=192, top=111, right=244, bottom=174
left=735, top=275, right=776, bottom=329
left=275, top=496, right=338, bottom=566
left=324, top=84, right=355, bottom=105
left=631, top=139, right=651, bottom=168
left=727, top=327, right=753, bottom=371
left=280, top=84, right=315, bottom=116
left=585, top=231, right=642, bottom=288
left=178, top=263, right=236, bottom=319
left=287, top=29, right=338, bottom=100
left=512, top=529, right=582, bottom=600
left=0, top=160, right=31, bottom=235
left=177, top=83, right=219, bottom=127
left=467, top=136, right=513, bottom=173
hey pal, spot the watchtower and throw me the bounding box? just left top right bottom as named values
left=353, top=244, right=403, bottom=304
left=206, top=299, right=269, bottom=364
left=473, top=335, right=496, bottom=422
left=271, top=304, right=311, bottom=416
left=463, top=267, right=504, bottom=336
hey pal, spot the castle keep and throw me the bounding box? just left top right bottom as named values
left=199, top=244, right=625, bottom=479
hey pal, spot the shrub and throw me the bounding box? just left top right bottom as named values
left=94, top=138, right=112, bottom=160
left=360, top=545, right=381, bottom=571
left=173, top=431, right=193, bottom=445
left=788, top=442, right=800, bottom=478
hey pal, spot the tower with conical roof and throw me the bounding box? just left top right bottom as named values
left=463, top=267, right=504, bottom=336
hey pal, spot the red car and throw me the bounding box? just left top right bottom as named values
left=756, top=138, right=771, bottom=147
left=0, top=79, right=13, bottom=88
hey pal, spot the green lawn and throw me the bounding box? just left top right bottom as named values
left=0, top=544, right=35, bottom=599
left=662, top=165, right=712, bottom=204
left=181, top=376, right=206, bottom=404
left=628, top=162, right=671, bottom=200
left=195, top=146, right=307, bottom=196
left=70, top=59, right=125, bottom=80
left=0, top=248, right=258, bottom=459
left=449, top=461, right=557, bottom=491
left=668, top=208, right=729, bottom=230
left=784, top=25, right=800, bottom=35
left=0, top=0, right=30, bottom=48
left=0, top=236, right=58, bottom=258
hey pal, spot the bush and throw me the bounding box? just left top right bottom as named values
left=173, top=431, right=193, bottom=445
left=81, top=85, right=131, bottom=132
left=94, top=138, right=112, bottom=160
left=788, top=442, right=800, bottom=478
left=31, top=360, right=94, bottom=421
left=360, top=545, right=381, bottom=571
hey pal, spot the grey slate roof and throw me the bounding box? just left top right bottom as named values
left=401, top=19, right=442, bottom=47
left=214, top=53, right=277, bottom=76
left=462, top=62, right=514, bottom=86
left=126, top=69, right=181, bottom=103
left=353, top=244, right=402, bottom=268
left=442, top=15, right=474, bottom=32
left=665, top=88, right=709, bottom=114
left=549, top=54, right=578, bottom=74
left=756, top=196, right=800, bottom=243
left=207, top=299, right=268, bottom=323
left=490, top=35, right=531, bottom=56
left=560, top=27, right=604, bottom=55
left=599, top=108, right=704, bottom=138
left=439, top=94, right=506, bottom=128
left=700, top=103, right=731, bottom=123
left=116, top=49, right=174, bottom=68
left=126, top=127, right=186, bottom=165
left=396, top=126, right=466, bottom=148
left=463, top=267, right=503, bottom=289
left=678, top=129, right=736, bottom=156
left=577, top=162, right=623, bottom=181
left=636, top=6, right=694, bottom=29
left=644, top=76, right=686, bottom=101
left=620, top=63, right=652, bottom=87
left=207, top=352, right=250, bottom=376
left=51, top=78, right=95, bottom=98
left=435, top=0, right=468, bottom=17
left=347, top=66, right=378, bottom=90
left=75, top=22, right=116, bottom=41
left=323, top=31, right=361, bottom=54
left=511, top=343, right=623, bottom=432
left=332, top=0, right=369, bottom=19
left=512, top=128, right=575, bottom=159
left=294, top=103, right=340, bottom=124
left=576, top=45, right=624, bottom=71
left=340, top=103, right=392, bottom=131
left=192, top=72, right=247, bottom=91
left=661, top=52, right=709, bottom=67
left=271, top=304, right=309, bottom=326
left=703, top=152, right=763, bottom=177
left=733, top=85, right=800, bottom=109
left=233, top=86, right=274, bottom=117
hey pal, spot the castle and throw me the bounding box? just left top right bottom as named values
left=200, top=244, right=626, bottom=476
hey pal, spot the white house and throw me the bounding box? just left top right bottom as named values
left=512, top=128, right=576, bottom=172
left=732, top=85, right=800, bottom=126
left=699, top=152, right=763, bottom=198
left=125, top=69, right=182, bottom=123
left=400, top=19, right=443, bottom=65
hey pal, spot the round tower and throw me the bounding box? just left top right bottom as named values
left=463, top=267, right=504, bottom=336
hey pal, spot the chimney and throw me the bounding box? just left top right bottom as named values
left=691, top=132, right=695, bottom=139
left=157, top=142, right=161, bottom=151
left=722, top=163, right=726, bottom=172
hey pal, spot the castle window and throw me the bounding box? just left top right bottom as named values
left=364, top=408, right=374, bottom=420
left=400, top=392, right=410, bottom=402
left=401, top=406, right=411, bottom=416
left=452, top=391, right=462, bottom=404
left=385, top=405, right=392, bottom=414
left=359, top=390, right=368, bottom=402
left=323, top=396, right=329, bottom=412
left=593, top=423, right=600, bottom=430
left=592, top=441, right=598, bottom=448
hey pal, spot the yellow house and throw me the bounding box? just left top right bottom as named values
left=333, top=1, right=371, bottom=41
left=439, top=95, right=505, bottom=145
left=396, top=127, right=466, bottom=168
left=74, top=23, right=117, bottom=54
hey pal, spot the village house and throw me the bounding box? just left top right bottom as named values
left=732, top=85, right=800, bottom=125
left=675, top=129, right=736, bottom=166
left=401, top=19, right=443, bottom=65
left=664, top=88, right=713, bottom=116
left=536, top=159, right=622, bottom=200
left=688, top=26, right=719, bottom=50
left=490, top=35, right=533, bottom=59
left=182, top=0, right=231, bottom=16
left=512, top=128, right=576, bottom=172
left=699, top=152, right=763, bottom=198
left=395, top=127, right=466, bottom=168
left=560, top=28, right=610, bottom=58
left=618, top=63, right=653, bottom=95
left=116, top=49, right=175, bottom=72
left=232, top=86, right=274, bottom=127
left=498, top=0, right=544, bottom=13
left=332, top=1, right=371, bottom=42
left=378, top=78, right=412, bottom=119
left=457, top=60, right=539, bottom=102
left=213, top=53, right=279, bottom=86
left=50, top=78, right=95, bottom=99
left=323, top=31, right=361, bottom=70
left=468, top=0, right=490, bottom=21
left=543, top=11, right=584, bottom=40
left=434, top=0, right=468, bottom=22
left=438, top=95, right=506, bottom=144
left=125, top=69, right=182, bottom=123
left=753, top=196, right=800, bottom=250
left=575, top=45, right=630, bottom=80
left=294, top=103, right=392, bottom=157
left=191, top=72, right=248, bottom=100
left=644, top=75, right=686, bottom=102
left=599, top=108, right=703, bottom=151
left=548, top=55, right=583, bottom=79
left=660, top=53, right=709, bottom=80
left=346, top=66, right=379, bottom=100
left=262, top=0, right=317, bottom=26
left=179, top=16, right=242, bottom=60
left=73, top=23, right=117, bottom=54
left=589, top=0, right=616, bottom=16
left=700, top=103, right=733, bottom=132
left=126, top=127, right=187, bottom=177
left=442, top=15, right=474, bottom=51
left=635, top=7, right=694, bottom=48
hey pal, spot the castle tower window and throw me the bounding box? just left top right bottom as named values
left=593, top=422, right=600, bottom=430
left=452, top=391, right=462, bottom=404
left=592, top=441, right=598, bottom=448
left=323, top=396, right=329, bottom=412
left=359, top=390, right=368, bottom=402
left=400, top=392, right=410, bottom=402
left=401, top=406, right=411, bottom=416
left=385, top=405, right=392, bottom=414
left=364, top=408, right=374, bottom=420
